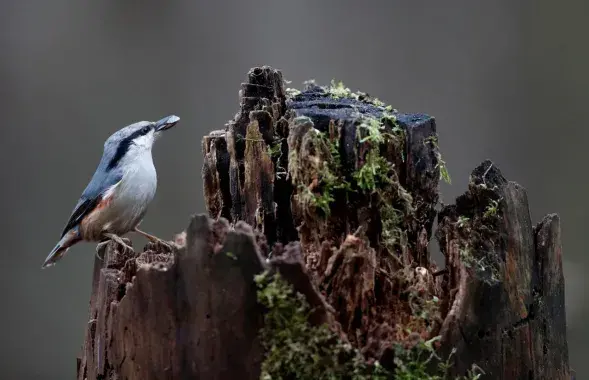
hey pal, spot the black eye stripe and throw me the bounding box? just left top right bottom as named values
left=106, top=125, right=152, bottom=170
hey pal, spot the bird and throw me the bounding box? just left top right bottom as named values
left=41, top=115, right=180, bottom=269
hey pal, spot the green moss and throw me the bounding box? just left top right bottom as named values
left=313, top=131, right=353, bottom=214
left=458, top=243, right=501, bottom=285
left=352, top=114, right=414, bottom=256
left=289, top=111, right=413, bottom=255
left=290, top=120, right=352, bottom=218
left=482, top=199, right=500, bottom=219
left=453, top=202, right=502, bottom=285
left=424, top=136, right=451, bottom=184
left=328, top=79, right=356, bottom=99
left=267, top=140, right=283, bottom=159
left=325, top=80, right=387, bottom=108
left=354, top=149, right=392, bottom=192
left=351, top=114, right=414, bottom=255
left=357, top=115, right=403, bottom=147
left=380, top=201, right=406, bottom=253
left=299, top=182, right=336, bottom=217
left=287, top=85, right=410, bottom=224
left=391, top=280, right=484, bottom=380
left=393, top=339, right=484, bottom=380
left=456, top=216, right=470, bottom=229
left=256, top=271, right=484, bottom=380
left=353, top=115, right=406, bottom=192
left=255, top=271, right=390, bottom=380
left=274, top=81, right=484, bottom=379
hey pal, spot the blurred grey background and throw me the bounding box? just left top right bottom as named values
left=1, top=0, right=587, bottom=378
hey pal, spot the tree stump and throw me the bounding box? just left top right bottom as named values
left=77, top=66, right=571, bottom=379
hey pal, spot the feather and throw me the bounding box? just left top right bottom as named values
left=60, top=170, right=123, bottom=238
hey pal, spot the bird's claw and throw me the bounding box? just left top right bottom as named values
left=103, top=233, right=134, bottom=255
left=95, top=241, right=109, bottom=261
left=113, top=240, right=134, bottom=255
left=149, top=238, right=174, bottom=252
left=133, top=228, right=174, bottom=252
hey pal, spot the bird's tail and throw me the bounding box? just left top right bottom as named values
left=42, top=228, right=81, bottom=269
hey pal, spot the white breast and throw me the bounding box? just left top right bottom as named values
left=106, top=153, right=158, bottom=234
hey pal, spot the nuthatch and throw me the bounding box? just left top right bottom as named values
left=42, top=115, right=180, bottom=268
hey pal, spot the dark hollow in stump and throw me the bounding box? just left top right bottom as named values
left=77, top=66, right=571, bottom=379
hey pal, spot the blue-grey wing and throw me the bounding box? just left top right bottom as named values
left=60, top=169, right=123, bottom=238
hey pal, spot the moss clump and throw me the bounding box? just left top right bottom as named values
left=255, top=271, right=390, bottom=380
left=267, top=140, right=283, bottom=159
left=393, top=338, right=484, bottom=380
left=327, top=80, right=356, bottom=99
left=256, top=271, right=485, bottom=380
left=353, top=113, right=414, bottom=256
left=326, top=80, right=387, bottom=108
left=288, top=108, right=415, bottom=257
left=482, top=199, right=499, bottom=219
left=451, top=193, right=503, bottom=285
left=353, top=115, right=402, bottom=191
left=289, top=124, right=332, bottom=216
left=289, top=112, right=412, bottom=237
left=353, top=147, right=390, bottom=192
left=289, top=118, right=352, bottom=218
left=286, top=82, right=413, bottom=238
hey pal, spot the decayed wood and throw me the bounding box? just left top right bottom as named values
left=203, top=67, right=440, bottom=263
left=436, top=160, right=570, bottom=379
left=533, top=214, right=569, bottom=379
left=201, top=67, right=450, bottom=366
left=78, top=66, right=571, bottom=380
left=76, top=216, right=339, bottom=380
left=77, top=217, right=269, bottom=380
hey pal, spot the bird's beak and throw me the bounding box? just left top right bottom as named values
left=155, top=115, right=180, bottom=132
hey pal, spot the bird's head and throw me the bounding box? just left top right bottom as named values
left=103, top=115, right=180, bottom=170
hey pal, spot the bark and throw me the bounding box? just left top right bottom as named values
left=77, top=66, right=571, bottom=379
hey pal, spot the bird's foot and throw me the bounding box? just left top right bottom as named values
left=134, top=227, right=174, bottom=252
left=152, top=239, right=174, bottom=252
left=145, top=236, right=174, bottom=252
left=95, top=240, right=110, bottom=261
left=103, top=233, right=134, bottom=254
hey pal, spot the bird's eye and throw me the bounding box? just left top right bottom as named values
left=141, top=126, right=151, bottom=134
